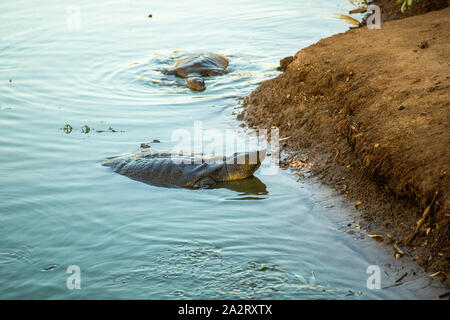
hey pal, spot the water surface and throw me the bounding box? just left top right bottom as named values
left=0, top=0, right=444, bottom=299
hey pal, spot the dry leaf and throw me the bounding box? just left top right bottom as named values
left=333, top=14, right=361, bottom=27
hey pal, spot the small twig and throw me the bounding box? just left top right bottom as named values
left=404, top=191, right=438, bottom=244
left=395, top=272, right=408, bottom=283
left=349, top=8, right=367, bottom=14
left=333, top=148, right=339, bottom=161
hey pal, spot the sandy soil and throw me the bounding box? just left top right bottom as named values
left=239, top=7, right=450, bottom=286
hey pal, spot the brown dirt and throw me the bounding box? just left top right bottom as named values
left=366, top=0, right=449, bottom=23
left=238, top=7, right=450, bottom=286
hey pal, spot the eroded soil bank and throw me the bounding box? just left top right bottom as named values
left=239, top=7, right=449, bottom=286
left=365, top=0, right=449, bottom=23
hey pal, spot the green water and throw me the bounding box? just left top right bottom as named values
left=0, top=0, right=445, bottom=299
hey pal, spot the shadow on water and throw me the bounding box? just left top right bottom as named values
left=216, top=176, right=268, bottom=200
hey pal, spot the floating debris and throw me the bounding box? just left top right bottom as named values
left=96, top=126, right=122, bottom=133
left=42, top=264, right=58, bottom=272
left=60, top=123, right=124, bottom=134
left=81, top=125, right=90, bottom=134
left=346, top=290, right=355, bottom=296
left=61, top=123, right=73, bottom=134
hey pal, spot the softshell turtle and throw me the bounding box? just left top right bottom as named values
left=102, top=150, right=265, bottom=189
left=162, top=53, right=229, bottom=91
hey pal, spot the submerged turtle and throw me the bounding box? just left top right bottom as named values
left=102, top=150, right=265, bottom=189
left=162, top=53, right=229, bottom=91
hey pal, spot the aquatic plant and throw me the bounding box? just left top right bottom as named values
left=396, top=0, right=416, bottom=12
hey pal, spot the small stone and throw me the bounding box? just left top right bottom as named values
left=398, top=105, right=404, bottom=110
left=419, top=41, right=428, bottom=49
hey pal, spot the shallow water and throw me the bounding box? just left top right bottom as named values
left=0, top=0, right=444, bottom=299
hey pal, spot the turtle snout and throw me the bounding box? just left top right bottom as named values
left=186, top=78, right=206, bottom=91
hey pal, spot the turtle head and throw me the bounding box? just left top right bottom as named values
left=223, top=150, right=266, bottom=181
left=186, top=77, right=206, bottom=91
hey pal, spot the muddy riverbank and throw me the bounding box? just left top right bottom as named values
left=239, top=7, right=450, bottom=286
